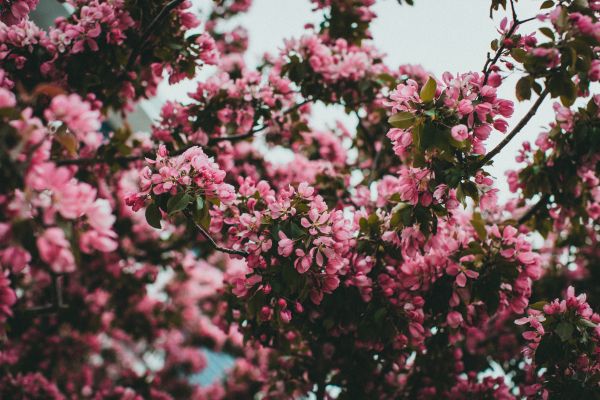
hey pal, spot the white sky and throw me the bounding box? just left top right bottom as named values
left=159, top=0, right=557, bottom=197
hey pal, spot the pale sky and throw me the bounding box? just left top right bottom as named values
left=159, top=0, right=557, bottom=196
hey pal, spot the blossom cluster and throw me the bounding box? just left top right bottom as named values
left=125, top=145, right=236, bottom=228
left=152, top=67, right=297, bottom=146
left=0, top=0, right=217, bottom=109
left=277, top=33, right=388, bottom=103
left=516, top=286, right=600, bottom=398
left=221, top=179, right=353, bottom=341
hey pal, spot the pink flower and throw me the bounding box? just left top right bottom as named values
left=457, top=99, right=474, bottom=116
left=590, top=60, right=600, bottom=81
left=447, top=264, right=479, bottom=287
left=36, top=227, right=76, bottom=273
left=298, top=182, right=315, bottom=199
left=277, top=231, right=294, bottom=257
left=279, top=309, right=292, bottom=323
left=0, top=88, right=16, bottom=108
left=0, top=246, right=30, bottom=273
left=0, top=271, right=16, bottom=323
left=446, top=311, right=463, bottom=328
left=480, top=188, right=499, bottom=211
left=451, top=124, right=469, bottom=141
left=294, top=249, right=312, bottom=273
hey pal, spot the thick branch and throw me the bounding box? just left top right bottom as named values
left=184, top=211, right=248, bottom=257
left=126, top=0, right=186, bottom=69
left=475, top=88, right=549, bottom=169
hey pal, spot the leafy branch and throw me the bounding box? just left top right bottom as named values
left=184, top=210, right=248, bottom=257
left=482, top=0, right=536, bottom=85
left=475, top=88, right=549, bottom=169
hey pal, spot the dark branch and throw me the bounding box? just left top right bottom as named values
left=20, top=274, right=69, bottom=316
left=184, top=211, right=248, bottom=257
left=475, top=88, right=549, bottom=169
left=518, top=194, right=550, bottom=224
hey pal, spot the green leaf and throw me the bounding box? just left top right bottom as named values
left=511, top=48, right=527, bottom=63
left=145, top=203, right=162, bottom=229
left=167, top=192, right=192, bottom=215
left=529, top=301, right=548, bottom=311
left=470, top=212, right=487, bottom=240
left=579, top=318, right=598, bottom=329
left=418, top=123, right=442, bottom=150
left=374, top=308, right=388, bottom=325
left=290, top=222, right=305, bottom=238
left=388, top=112, right=416, bottom=129
left=359, top=217, right=368, bottom=232
left=54, top=125, right=78, bottom=156
left=196, top=196, right=204, bottom=211
left=535, top=334, right=561, bottom=365
left=367, top=213, right=379, bottom=232
left=516, top=77, right=532, bottom=101
left=0, top=107, right=21, bottom=119
left=540, top=0, right=554, bottom=8
left=555, top=321, right=574, bottom=342
left=419, top=76, right=437, bottom=103
left=390, top=211, right=402, bottom=227
left=539, top=27, right=555, bottom=41
left=462, top=181, right=479, bottom=201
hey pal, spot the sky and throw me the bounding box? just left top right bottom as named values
left=159, top=0, right=557, bottom=197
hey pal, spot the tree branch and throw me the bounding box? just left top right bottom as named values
left=126, top=0, right=186, bottom=69
left=518, top=194, right=550, bottom=224
left=20, top=273, right=69, bottom=316
left=475, top=88, right=549, bottom=169
left=482, top=3, right=536, bottom=86
left=53, top=98, right=315, bottom=167
left=184, top=211, right=248, bottom=257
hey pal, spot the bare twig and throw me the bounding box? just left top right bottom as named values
left=184, top=211, right=248, bottom=257
left=518, top=194, right=550, bottom=224
left=475, top=88, right=549, bottom=169
left=20, top=274, right=69, bottom=316
left=508, top=0, right=518, bottom=23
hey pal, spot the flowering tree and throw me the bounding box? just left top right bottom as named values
left=0, top=0, right=599, bottom=398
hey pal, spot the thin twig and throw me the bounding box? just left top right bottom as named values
left=482, top=1, right=536, bottom=86
left=126, top=0, right=186, bottom=69
left=20, top=273, right=69, bottom=316
left=518, top=194, right=550, bottom=224
left=184, top=211, right=248, bottom=257
left=475, top=88, right=549, bottom=169
left=508, top=0, right=518, bottom=23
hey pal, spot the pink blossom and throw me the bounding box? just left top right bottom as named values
left=277, top=231, right=294, bottom=257
left=36, top=228, right=76, bottom=273
left=451, top=124, right=469, bottom=141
